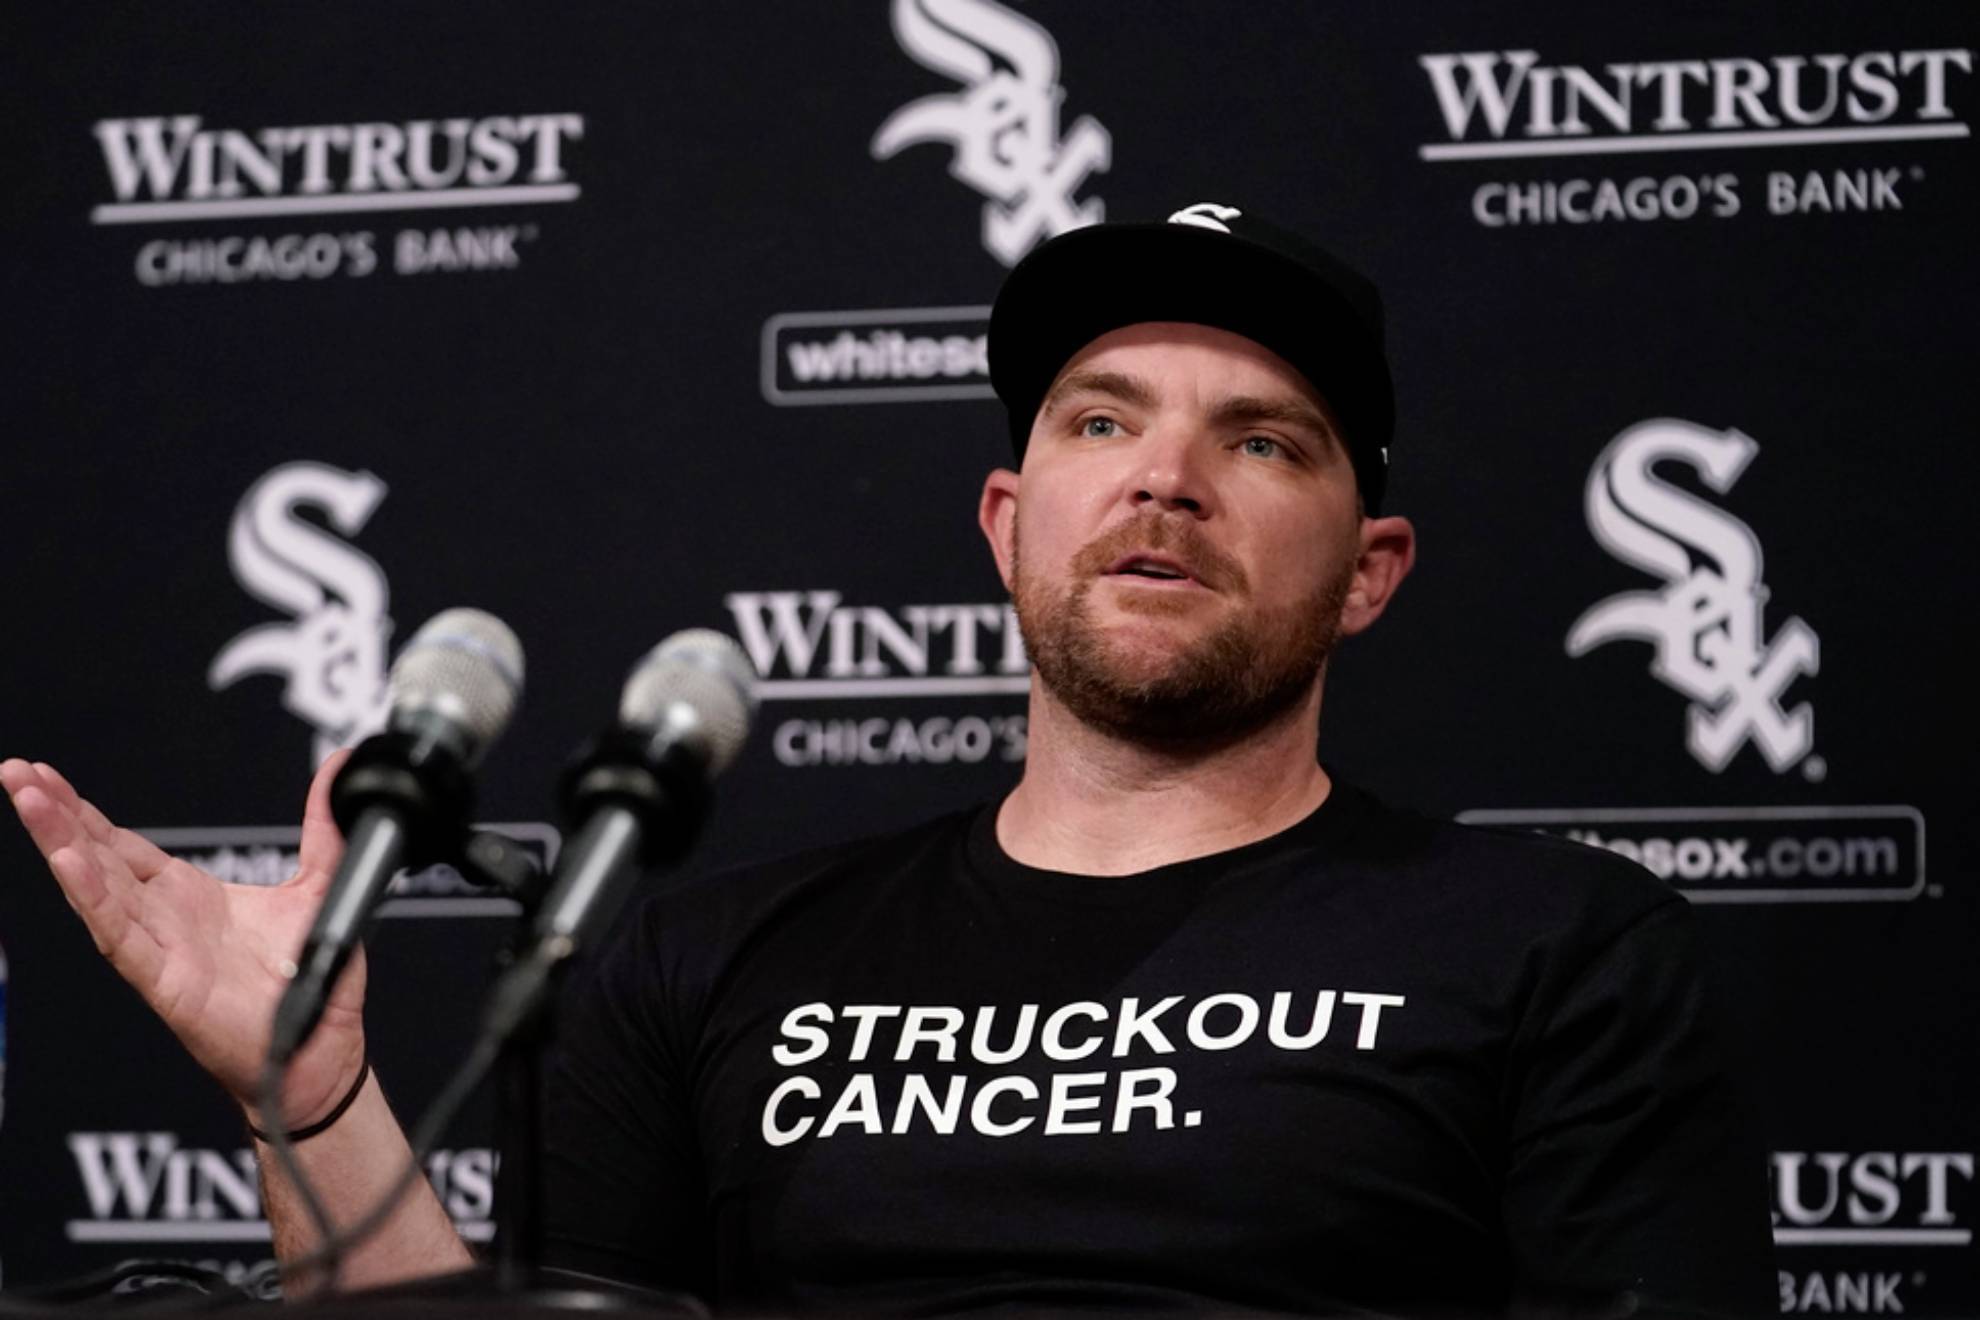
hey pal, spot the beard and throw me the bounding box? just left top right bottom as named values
left=1010, top=514, right=1355, bottom=746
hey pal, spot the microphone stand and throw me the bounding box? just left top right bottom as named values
left=475, top=734, right=710, bottom=1310
left=492, top=992, right=546, bottom=1291
left=492, top=966, right=548, bottom=1289
left=496, top=1023, right=547, bottom=1291
left=437, top=827, right=556, bottom=1292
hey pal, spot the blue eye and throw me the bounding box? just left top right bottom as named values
left=1081, top=417, right=1120, bottom=438
left=1240, top=435, right=1283, bottom=459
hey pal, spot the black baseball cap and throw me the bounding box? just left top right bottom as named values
left=988, top=202, right=1394, bottom=513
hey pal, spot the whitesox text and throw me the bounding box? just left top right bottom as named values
left=1567, top=829, right=1900, bottom=884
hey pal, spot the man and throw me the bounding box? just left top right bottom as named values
left=3, top=204, right=1774, bottom=1315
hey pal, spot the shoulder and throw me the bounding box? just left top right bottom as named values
left=1330, top=787, right=1720, bottom=1054
left=1337, top=783, right=1684, bottom=948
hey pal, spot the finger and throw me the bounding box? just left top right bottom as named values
left=1, top=758, right=41, bottom=807
left=110, top=825, right=176, bottom=883
left=8, top=761, right=174, bottom=885
left=9, top=775, right=154, bottom=916
left=7, top=777, right=88, bottom=860
left=294, top=748, right=353, bottom=888
left=48, top=844, right=166, bottom=984
left=45, top=841, right=115, bottom=931
left=29, top=760, right=176, bottom=880
left=2, top=757, right=57, bottom=806
left=29, top=761, right=118, bottom=847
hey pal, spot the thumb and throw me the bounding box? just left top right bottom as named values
left=293, top=747, right=353, bottom=888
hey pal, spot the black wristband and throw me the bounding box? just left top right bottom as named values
left=247, top=1058, right=371, bottom=1145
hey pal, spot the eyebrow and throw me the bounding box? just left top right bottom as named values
left=1208, top=395, right=1340, bottom=451
left=1041, top=369, right=1159, bottom=415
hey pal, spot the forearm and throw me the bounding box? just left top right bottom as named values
left=254, top=1069, right=475, bottom=1295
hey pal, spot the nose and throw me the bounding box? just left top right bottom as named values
left=1130, top=425, right=1211, bottom=517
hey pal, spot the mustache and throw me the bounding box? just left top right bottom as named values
left=1070, top=515, right=1247, bottom=592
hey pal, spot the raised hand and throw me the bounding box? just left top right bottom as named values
left=2, top=754, right=369, bottom=1132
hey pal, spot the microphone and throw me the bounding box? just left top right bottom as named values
left=480, top=628, right=755, bottom=1043
left=267, top=607, right=525, bottom=1067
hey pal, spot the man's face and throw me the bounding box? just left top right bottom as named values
left=980, top=322, right=1391, bottom=743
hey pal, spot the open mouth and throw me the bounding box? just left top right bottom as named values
left=1107, top=554, right=1196, bottom=583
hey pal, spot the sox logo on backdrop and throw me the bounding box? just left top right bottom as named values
left=1567, top=419, right=1820, bottom=775
left=209, top=462, right=394, bottom=767
left=872, top=0, right=1110, bottom=266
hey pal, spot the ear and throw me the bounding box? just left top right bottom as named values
left=1338, top=514, right=1416, bottom=637
left=978, top=467, right=1021, bottom=592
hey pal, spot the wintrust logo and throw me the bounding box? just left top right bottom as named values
left=872, top=0, right=1110, bottom=266
left=210, top=463, right=393, bottom=767
left=1772, top=1150, right=1972, bottom=1315
left=724, top=590, right=1029, bottom=769
left=93, top=114, right=583, bottom=223
left=1773, top=1150, right=1973, bottom=1246
left=728, top=591, right=1028, bottom=697
left=1415, top=48, right=1971, bottom=227
left=65, top=1131, right=496, bottom=1244
left=1567, top=419, right=1818, bottom=776
left=1417, top=50, right=1971, bottom=158
left=91, top=113, right=581, bottom=284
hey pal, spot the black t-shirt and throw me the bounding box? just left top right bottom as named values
left=540, top=781, right=1775, bottom=1316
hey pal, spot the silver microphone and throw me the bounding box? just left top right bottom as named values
left=481, top=629, right=754, bottom=1043
left=270, top=608, right=525, bottom=1065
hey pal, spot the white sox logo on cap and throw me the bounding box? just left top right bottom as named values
left=1167, top=202, right=1243, bottom=233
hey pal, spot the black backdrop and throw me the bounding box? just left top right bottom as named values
left=2, top=3, right=1975, bottom=1312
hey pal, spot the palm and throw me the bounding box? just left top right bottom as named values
left=2, top=753, right=368, bottom=1129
